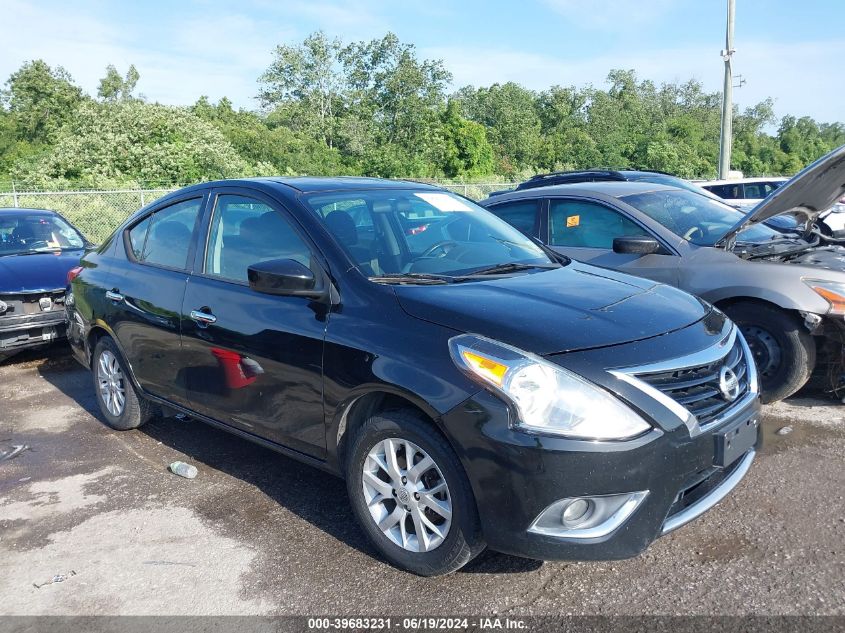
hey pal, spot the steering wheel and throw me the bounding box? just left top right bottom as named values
left=683, top=227, right=703, bottom=241
left=420, top=240, right=459, bottom=258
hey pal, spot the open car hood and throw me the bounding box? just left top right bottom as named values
left=720, top=143, right=845, bottom=245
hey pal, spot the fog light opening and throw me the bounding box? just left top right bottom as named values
left=561, top=498, right=594, bottom=527
left=528, top=491, right=649, bottom=539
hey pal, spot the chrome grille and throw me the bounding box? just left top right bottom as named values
left=633, top=337, right=749, bottom=426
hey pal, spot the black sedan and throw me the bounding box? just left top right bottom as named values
left=0, top=208, right=90, bottom=362
left=67, top=178, right=759, bottom=575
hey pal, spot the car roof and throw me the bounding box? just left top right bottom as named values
left=0, top=207, right=57, bottom=215
left=700, top=177, right=789, bottom=186
left=483, top=180, right=675, bottom=203
left=181, top=176, right=441, bottom=194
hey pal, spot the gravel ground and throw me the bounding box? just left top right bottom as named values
left=1, top=347, right=844, bottom=616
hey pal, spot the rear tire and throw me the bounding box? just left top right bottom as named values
left=724, top=302, right=815, bottom=403
left=91, top=337, right=153, bottom=430
left=346, top=409, right=485, bottom=576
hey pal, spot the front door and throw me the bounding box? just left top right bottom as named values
left=179, top=189, right=328, bottom=458
left=546, top=198, right=681, bottom=286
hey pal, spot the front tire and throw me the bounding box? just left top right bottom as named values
left=92, top=337, right=153, bottom=430
left=724, top=302, right=816, bottom=403
left=346, top=409, right=485, bottom=576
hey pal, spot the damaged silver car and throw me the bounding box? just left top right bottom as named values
left=482, top=145, right=845, bottom=402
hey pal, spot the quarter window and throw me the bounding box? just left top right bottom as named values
left=549, top=200, right=648, bottom=249
left=205, top=195, right=312, bottom=283
left=488, top=201, right=538, bottom=236
left=128, top=198, right=201, bottom=270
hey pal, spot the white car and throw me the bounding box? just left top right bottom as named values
left=699, top=177, right=789, bottom=210
left=818, top=199, right=845, bottom=236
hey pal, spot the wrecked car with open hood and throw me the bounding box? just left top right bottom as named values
left=482, top=144, right=845, bottom=402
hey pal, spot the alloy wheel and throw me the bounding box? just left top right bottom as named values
left=97, top=349, right=126, bottom=417
left=362, top=437, right=452, bottom=553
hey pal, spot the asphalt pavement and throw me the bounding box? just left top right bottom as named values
left=1, top=348, right=844, bottom=615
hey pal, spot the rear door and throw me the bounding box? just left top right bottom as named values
left=545, top=197, right=681, bottom=285
left=178, top=188, right=328, bottom=457
left=105, top=194, right=206, bottom=406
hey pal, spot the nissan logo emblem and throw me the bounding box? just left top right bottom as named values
left=718, top=366, right=740, bottom=402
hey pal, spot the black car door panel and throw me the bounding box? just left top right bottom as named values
left=104, top=195, right=206, bottom=406
left=178, top=189, right=328, bottom=458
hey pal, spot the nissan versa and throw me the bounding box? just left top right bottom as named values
left=66, top=178, right=760, bottom=576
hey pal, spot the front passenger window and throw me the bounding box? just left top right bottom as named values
left=205, top=195, right=312, bottom=283
left=549, top=200, right=647, bottom=249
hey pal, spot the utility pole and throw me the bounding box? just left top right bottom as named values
left=718, top=0, right=736, bottom=179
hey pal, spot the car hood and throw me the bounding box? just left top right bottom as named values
left=720, top=144, right=845, bottom=245
left=394, top=263, right=709, bottom=355
left=0, top=250, right=84, bottom=294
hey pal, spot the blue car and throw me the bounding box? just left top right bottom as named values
left=0, top=208, right=91, bottom=362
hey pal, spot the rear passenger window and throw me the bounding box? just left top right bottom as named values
left=549, top=200, right=647, bottom=249
left=487, top=201, right=538, bottom=236
left=205, top=195, right=312, bottom=283
left=127, top=198, right=201, bottom=270
left=707, top=184, right=741, bottom=199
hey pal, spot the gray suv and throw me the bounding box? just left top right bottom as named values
left=481, top=146, right=845, bottom=402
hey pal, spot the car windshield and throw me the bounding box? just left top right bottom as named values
left=620, top=189, right=782, bottom=246
left=624, top=173, right=719, bottom=200
left=303, top=189, right=554, bottom=280
left=0, top=212, right=86, bottom=256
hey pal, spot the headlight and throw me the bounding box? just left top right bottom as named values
left=449, top=334, right=651, bottom=440
left=804, top=279, right=845, bottom=315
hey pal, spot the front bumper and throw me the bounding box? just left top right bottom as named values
left=0, top=311, right=66, bottom=353
left=441, top=389, right=759, bottom=561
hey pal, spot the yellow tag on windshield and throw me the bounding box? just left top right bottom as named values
left=566, top=215, right=580, bottom=228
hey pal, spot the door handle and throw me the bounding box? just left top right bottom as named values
left=105, top=290, right=124, bottom=302
left=190, top=309, right=217, bottom=325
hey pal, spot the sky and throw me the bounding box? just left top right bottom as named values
left=2, top=0, right=843, bottom=124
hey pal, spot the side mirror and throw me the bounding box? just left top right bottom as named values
left=247, top=259, right=325, bottom=299
left=612, top=236, right=661, bottom=256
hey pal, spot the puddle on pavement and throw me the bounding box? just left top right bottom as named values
left=759, top=414, right=842, bottom=455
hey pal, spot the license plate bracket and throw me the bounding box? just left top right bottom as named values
left=714, top=414, right=758, bottom=467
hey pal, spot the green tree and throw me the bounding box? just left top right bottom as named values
left=341, top=33, right=451, bottom=149
left=1, top=59, right=84, bottom=144
left=456, top=82, right=542, bottom=174
left=98, top=64, right=140, bottom=102
left=438, top=100, right=495, bottom=178
left=192, top=95, right=346, bottom=175
left=258, top=31, right=344, bottom=148
left=13, top=100, right=259, bottom=187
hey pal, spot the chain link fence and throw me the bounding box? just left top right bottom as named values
left=0, top=188, right=177, bottom=242
left=0, top=182, right=517, bottom=243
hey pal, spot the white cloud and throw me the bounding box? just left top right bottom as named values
left=0, top=0, right=289, bottom=108
left=425, top=38, right=845, bottom=123
left=1, top=0, right=841, bottom=125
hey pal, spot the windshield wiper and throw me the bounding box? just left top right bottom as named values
left=4, top=249, right=59, bottom=257
left=461, top=262, right=560, bottom=277
left=370, top=273, right=454, bottom=285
